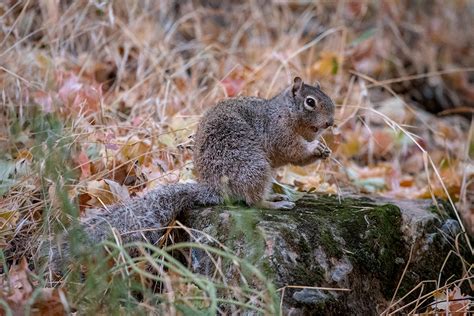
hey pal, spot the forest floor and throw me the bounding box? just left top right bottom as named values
left=0, top=1, right=472, bottom=314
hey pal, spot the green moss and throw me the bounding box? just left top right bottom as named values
left=217, top=194, right=407, bottom=298
left=320, top=229, right=343, bottom=259
left=272, top=195, right=407, bottom=298
left=291, top=262, right=325, bottom=286
left=212, top=208, right=269, bottom=282
left=183, top=192, right=465, bottom=313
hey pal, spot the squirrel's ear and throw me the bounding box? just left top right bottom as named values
left=314, top=81, right=321, bottom=89
left=292, top=76, right=303, bottom=95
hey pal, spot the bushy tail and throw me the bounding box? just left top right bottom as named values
left=45, top=182, right=222, bottom=272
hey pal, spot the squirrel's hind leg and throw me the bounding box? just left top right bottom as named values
left=242, top=173, right=296, bottom=210
left=226, top=160, right=291, bottom=209
left=267, top=193, right=291, bottom=201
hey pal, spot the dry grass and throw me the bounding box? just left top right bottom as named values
left=0, top=0, right=473, bottom=314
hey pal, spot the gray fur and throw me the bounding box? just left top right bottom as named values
left=48, top=183, right=221, bottom=270
left=194, top=77, right=335, bottom=206
left=47, top=77, right=335, bottom=270
left=80, top=182, right=222, bottom=245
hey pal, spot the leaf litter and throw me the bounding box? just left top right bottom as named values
left=0, top=1, right=472, bottom=314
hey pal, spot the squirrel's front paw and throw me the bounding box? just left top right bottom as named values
left=315, top=142, right=331, bottom=159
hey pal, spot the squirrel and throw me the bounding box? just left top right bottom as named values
left=46, top=76, right=335, bottom=269
left=194, top=76, right=334, bottom=209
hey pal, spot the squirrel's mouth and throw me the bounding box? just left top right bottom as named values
left=311, top=126, right=319, bottom=133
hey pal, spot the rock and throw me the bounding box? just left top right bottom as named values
left=293, top=288, right=329, bottom=305
left=179, top=193, right=472, bottom=315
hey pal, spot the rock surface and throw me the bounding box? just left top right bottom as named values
left=180, top=193, right=470, bottom=315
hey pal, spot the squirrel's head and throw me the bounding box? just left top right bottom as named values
left=289, top=76, right=335, bottom=140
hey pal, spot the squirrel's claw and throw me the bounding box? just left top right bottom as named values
left=268, top=193, right=291, bottom=202
left=315, top=142, right=331, bottom=159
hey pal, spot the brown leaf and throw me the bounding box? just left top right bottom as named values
left=31, top=288, right=68, bottom=316
left=0, top=209, right=19, bottom=232
left=104, top=179, right=130, bottom=201
left=81, top=179, right=130, bottom=208
left=432, top=286, right=470, bottom=316
left=16, top=149, right=33, bottom=161
left=344, top=0, right=368, bottom=19
left=120, top=137, right=152, bottom=166
left=340, top=132, right=363, bottom=157
left=220, top=66, right=251, bottom=97
left=106, top=161, right=138, bottom=186
left=0, top=258, right=68, bottom=315
left=0, top=258, right=33, bottom=311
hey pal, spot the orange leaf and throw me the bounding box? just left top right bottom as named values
left=74, top=151, right=91, bottom=179
left=120, top=137, right=152, bottom=166
left=311, top=51, right=340, bottom=77
left=372, top=129, right=394, bottom=156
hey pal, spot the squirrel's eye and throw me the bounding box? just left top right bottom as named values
left=304, top=97, right=317, bottom=110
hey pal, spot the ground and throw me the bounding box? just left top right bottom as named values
left=0, top=1, right=473, bottom=314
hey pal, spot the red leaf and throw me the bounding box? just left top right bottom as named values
left=75, top=151, right=91, bottom=179
left=221, top=77, right=245, bottom=97
left=32, top=91, right=53, bottom=112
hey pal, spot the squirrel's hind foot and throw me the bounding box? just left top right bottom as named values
left=257, top=200, right=295, bottom=210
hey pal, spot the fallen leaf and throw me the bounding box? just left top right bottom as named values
left=81, top=179, right=129, bottom=208
left=74, top=150, right=91, bottom=179
left=278, top=165, right=337, bottom=194
left=57, top=73, right=102, bottom=117
left=346, top=163, right=391, bottom=192
left=104, top=179, right=130, bottom=201
left=339, top=132, right=363, bottom=157
left=0, top=258, right=33, bottom=311
left=31, top=288, right=69, bottom=316
left=344, top=0, right=368, bottom=19
left=32, top=90, right=53, bottom=113
left=120, top=137, right=152, bottom=166
left=311, top=51, right=341, bottom=77
left=220, top=67, right=251, bottom=97
left=0, top=209, right=19, bottom=231
left=0, top=258, right=68, bottom=315
left=432, top=286, right=471, bottom=316
left=221, top=76, right=245, bottom=97
left=0, top=208, right=19, bottom=248
left=372, top=129, right=395, bottom=156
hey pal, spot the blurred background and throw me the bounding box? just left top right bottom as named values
left=0, top=0, right=473, bottom=272
left=0, top=1, right=473, bottom=314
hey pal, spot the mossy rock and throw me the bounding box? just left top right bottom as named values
left=180, top=193, right=471, bottom=315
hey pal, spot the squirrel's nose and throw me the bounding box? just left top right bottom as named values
left=325, top=119, right=334, bottom=128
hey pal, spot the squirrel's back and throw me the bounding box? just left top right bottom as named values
left=194, top=78, right=334, bottom=206
left=194, top=96, right=272, bottom=204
